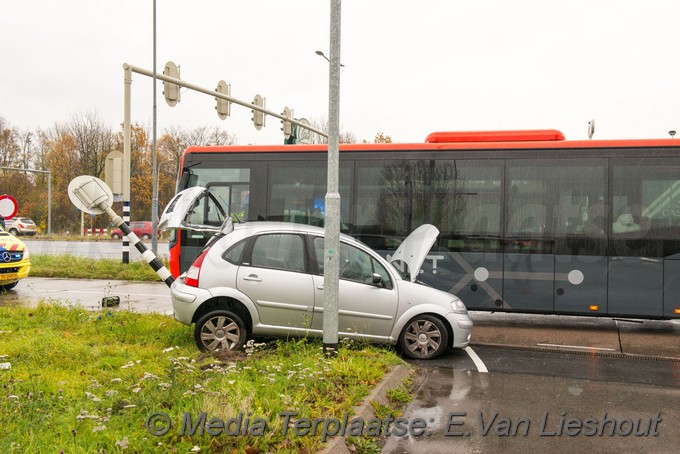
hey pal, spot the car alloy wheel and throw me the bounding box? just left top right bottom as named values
left=194, top=310, right=246, bottom=352
left=399, top=314, right=448, bottom=360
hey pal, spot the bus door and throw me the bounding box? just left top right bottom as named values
left=607, top=159, right=671, bottom=318
left=504, top=159, right=608, bottom=314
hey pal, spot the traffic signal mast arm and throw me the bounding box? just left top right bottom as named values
left=123, top=63, right=328, bottom=139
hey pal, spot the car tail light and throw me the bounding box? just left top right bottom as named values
left=184, top=248, right=210, bottom=287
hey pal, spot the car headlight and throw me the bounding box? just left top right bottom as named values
left=451, top=298, right=467, bottom=314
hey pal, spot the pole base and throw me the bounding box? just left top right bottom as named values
left=323, top=343, right=339, bottom=358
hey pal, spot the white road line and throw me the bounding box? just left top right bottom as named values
left=536, top=343, right=617, bottom=352
left=465, top=346, right=488, bottom=373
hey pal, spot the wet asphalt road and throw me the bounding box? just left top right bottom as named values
left=384, top=337, right=680, bottom=453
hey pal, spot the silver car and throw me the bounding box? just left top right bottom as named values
left=161, top=188, right=472, bottom=360
left=4, top=217, right=37, bottom=236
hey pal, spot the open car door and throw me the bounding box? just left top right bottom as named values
left=159, top=187, right=232, bottom=235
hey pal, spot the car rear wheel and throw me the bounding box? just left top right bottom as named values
left=141, top=234, right=151, bottom=240
left=194, top=310, right=247, bottom=352
left=8, top=228, right=19, bottom=236
left=112, top=233, right=121, bottom=239
left=398, top=314, right=448, bottom=360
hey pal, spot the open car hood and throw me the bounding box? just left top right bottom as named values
left=159, top=186, right=233, bottom=235
left=389, top=224, right=439, bottom=282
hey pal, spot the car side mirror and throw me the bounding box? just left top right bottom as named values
left=372, top=273, right=383, bottom=286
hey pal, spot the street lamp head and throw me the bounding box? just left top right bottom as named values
left=315, top=50, right=344, bottom=67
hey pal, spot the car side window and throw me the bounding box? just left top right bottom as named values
left=250, top=234, right=306, bottom=273
left=223, top=239, right=248, bottom=264
left=313, top=237, right=392, bottom=289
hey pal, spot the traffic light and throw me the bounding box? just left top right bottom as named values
left=251, top=94, right=265, bottom=130
left=215, top=80, right=231, bottom=120
left=281, top=106, right=293, bottom=140
left=163, top=61, right=181, bottom=107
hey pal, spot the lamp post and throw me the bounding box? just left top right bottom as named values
left=151, top=0, right=159, bottom=255
left=322, top=0, right=342, bottom=357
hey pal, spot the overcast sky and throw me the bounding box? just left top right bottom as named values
left=2, top=1, right=680, bottom=145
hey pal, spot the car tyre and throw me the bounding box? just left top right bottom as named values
left=142, top=234, right=151, bottom=240
left=194, top=310, right=247, bottom=353
left=112, top=233, right=121, bottom=239
left=8, top=228, right=19, bottom=236
left=398, top=314, right=448, bottom=360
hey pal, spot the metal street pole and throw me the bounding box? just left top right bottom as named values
left=151, top=0, right=159, bottom=255
left=123, top=64, right=132, bottom=263
left=323, top=0, right=342, bottom=357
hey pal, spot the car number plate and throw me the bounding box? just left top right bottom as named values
left=1, top=273, right=18, bottom=281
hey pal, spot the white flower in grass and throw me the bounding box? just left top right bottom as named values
left=158, top=383, right=171, bottom=389
left=132, top=387, right=142, bottom=393
left=110, top=378, right=122, bottom=383
left=85, top=392, right=101, bottom=402
left=190, top=446, right=201, bottom=452
left=115, top=437, right=129, bottom=449
left=92, top=425, right=107, bottom=433
left=105, top=390, right=118, bottom=397
left=121, top=361, right=135, bottom=369
left=162, top=347, right=175, bottom=353
left=141, top=372, right=159, bottom=381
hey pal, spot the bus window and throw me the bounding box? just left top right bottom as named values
left=268, top=160, right=352, bottom=226
left=507, top=159, right=606, bottom=254
left=354, top=159, right=502, bottom=243
left=612, top=157, right=680, bottom=255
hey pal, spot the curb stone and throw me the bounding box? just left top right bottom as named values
left=321, top=363, right=414, bottom=454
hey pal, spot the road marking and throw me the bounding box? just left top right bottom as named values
left=465, top=346, right=488, bottom=373
left=536, top=343, right=617, bottom=352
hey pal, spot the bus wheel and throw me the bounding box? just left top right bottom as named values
left=398, top=315, right=448, bottom=360
left=194, top=310, right=246, bottom=353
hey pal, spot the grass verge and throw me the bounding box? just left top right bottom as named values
left=30, top=255, right=163, bottom=281
left=0, top=303, right=403, bottom=453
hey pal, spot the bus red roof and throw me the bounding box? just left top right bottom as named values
left=425, top=129, right=565, bottom=143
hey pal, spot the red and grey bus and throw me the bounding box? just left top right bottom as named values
left=169, top=129, right=680, bottom=319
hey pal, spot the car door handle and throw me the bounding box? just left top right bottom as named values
left=242, top=275, right=262, bottom=282
left=317, top=285, right=324, bottom=290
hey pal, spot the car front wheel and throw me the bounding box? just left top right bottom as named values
left=8, top=228, right=19, bottom=236
left=194, top=310, right=247, bottom=352
left=112, top=233, right=121, bottom=239
left=398, top=314, right=448, bottom=360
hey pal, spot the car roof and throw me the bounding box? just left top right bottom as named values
left=232, top=221, right=359, bottom=244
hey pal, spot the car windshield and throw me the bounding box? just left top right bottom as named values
left=387, top=261, right=407, bottom=280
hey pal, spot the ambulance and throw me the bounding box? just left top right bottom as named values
left=0, top=225, right=31, bottom=290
